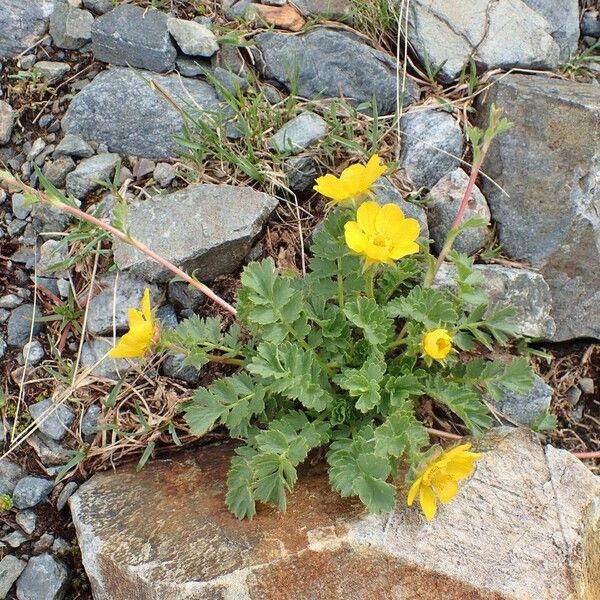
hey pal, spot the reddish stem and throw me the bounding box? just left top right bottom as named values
left=572, top=450, right=600, bottom=460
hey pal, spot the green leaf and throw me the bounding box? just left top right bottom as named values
left=376, top=259, right=422, bottom=303
left=334, top=360, right=386, bottom=412
left=252, top=453, right=296, bottom=512
left=344, top=296, right=392, bottom=347
left=387, top=286, right=458, bottom=328
left=374, top=410, right=428, bottom=459
left=226, top=447, right=257, bottom=519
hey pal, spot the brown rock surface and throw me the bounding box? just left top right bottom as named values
left=249, top=4, right=306, bottom=31
left=70, top=429, right=600, bottom=599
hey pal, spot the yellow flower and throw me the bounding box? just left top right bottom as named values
left=422, top=328, right=453, bottom=361
left=108, top=288, right=157, bottom=359
left=344, top=201, right=420, bottom=266
left=407, top=443, right=481, bottom=521
left=313, top=154, right=387, bottom=203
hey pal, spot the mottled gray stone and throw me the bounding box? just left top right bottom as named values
left=42, top=156, right=76, bottom=189
left=212, top=67, right=249, bottom=96
left=0, top=460, right=24, bottom=496
left=22, top=340, right=44, bottom=366
left=81, top=337, right=131, bottom=380
left=407, top=0, right=560, bottom=82
left=11, top=194, right=31, bottom=221
left=478, top=74, right=600, bottom=341
left=153, top=162, right=176, bottom=187
left=427, top=168, right=491, bottom=255
left=0, top=0, right=52, bottom=60
left=162, top=353, right=202, bottom=385
left=15, top=509, right=37, bottom=535
left=31, top=202, right=73, bottom=234
left=156, top=304, right=178, bottom=329
left=34, top=61, right=71, bottom=84
left=270, top=112, right=327, bottom=155
left=167, top=17, right=219, bottom=57
left=65, top=153, right=119, bottom=199
left=7, top=304, right=42, bottom=348
left=83, top=0, right=113, bottom=15
left=167, top=280, right=205, bottom=311
left=91, top=4, right=177, bottom=72
left=16, top=553, right=70, bottom=600
left=26, top=433, right=71, bottom=467
left=434, top=263, right=556, bottom=339
left=254, top=28, right=419, bottom=115
left=291, top=0, right=352, bottom=21
left=3, top=531, right=27, bottom=548
left=62, top=67, right=220, bottom=159
left=81, top=404, right=101, bottom=440
left=176, top=57, right=209, bottom=77
left=399, top=109, right=463, bottom=189
left=0, top=101, right=15, bottom=145
left=29, top=399, right=75, bottom=442
left=285, top=155, right=319, bottom=193
left=0, top=554, right=26, bottom=599
left=54, top=134, right=94, bottom=159
left=12, top=476, right=53, bottom=509
left=49, top=4, right=93, bottom=50
left=492, top=375, right=553, bottom=427
left=56, top=482, right=78, bottom=511
left=112, top=184, right=278, bottom=282
left=582, top=10, right=600, bottom=38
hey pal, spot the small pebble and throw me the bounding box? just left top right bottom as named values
left=12, top=476, right=53, bottom=509
left=22, top=341, right=45, bottom=366
left=579, top=377, right=595, bottom=395
left=56, top=482, right=78, bottom=511
left=16, top=509, right=37, bottom=535
left=3, top=530, right=28, bottom=548
left=32, top=532, right=54, bottom=554
left=566, top=385, right=582, bottom=406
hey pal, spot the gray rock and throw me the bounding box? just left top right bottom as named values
left=3, top=531, right=28, bottom=548
left=132, top=158, right=155, bottom=179
left=407, top=0, right=560, bottom=82
left=0, top=555, right=27, bottom=599
left=113, top=184, right=278, bottom=282
left=37, top=240, right=69, bottom=278
left=86, top=272, right=160, bottom=335
left=0, top=101, right=14, bottom=145
left=82, top=0, right=112, bottom=14
left=427, top=168, right=491, bottom=255
left=12, top=476, right=53, bottom=509
left=11, top=194, right=31, bottom=221
left=25, top=434, right=71, bottom=467
left=42, top=156, right=76, bottom=189
left=81, top=404, right=101, bottom=440
left=291, top=0, right=352, bottom=21
left=212, top=67, right=249, bottom=97
left=91, top=4, right=177, bottom=72
left=56, top=482, right=78, bottom=511
left=167, top=17, right=219, bottom=57
left=49, top=4, right=93, bottom=50
left=0, top=295, right=23, bottom=309
left=399, top=109, right=463, bottom=189
left=478, top=74, right=600, bottom=341
left=81, top=337, right=131, bottom=380
left=22, top=341, right=44, bottom=366
left=15, top=509, right=37, bottom=535
left=54, top=134, right=94, bottom=159
left=62, top=67, right=220, bottom=159
left=579, top=377, right=595, bottom=396
left=51, top=537, right=71, bottom=557
left=7, top=304, right=42, bottom=348
left=270, top=112, right=327, bottom=155
left=65, top=153, right=119, bottom=199
left=162, top=353, right=202, bottom=385
left=32, top=532, right=54, bottom=555
left=29, top=399, right=75, bottom=442
left=156, top=304, right=178, bottom=329
left=34, top=61, right=71, bottom=84
left=434, top=263, right=556, bottom=339
left=0, top=338, right=6, bottom=361
left=582, top=10, right=600, bottom=38
left=494, top=374, right=553, bottom=427
left=153, top=162, right=176, bottom=187
left=371, top=177, right=429, bottom=239
left=176, top=57, right=209, bottom=77
left=0, top=0, right=52, bottom=60
left=0, top=460, right=24, bottom=496
left=16, top=553, right=70, bottom=600
left=167, top=280, right=205, bottom=311
left=31, top=202, right=73, bottom=235
left=254, top=27, right=419, bottom=115
left=285, top=155, right=319, bottom=193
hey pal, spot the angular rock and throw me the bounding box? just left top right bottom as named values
left=399, top=108, right=463, bottom=189
left=16, top=553, right=70, bottom=600
left=493, top=374, right=553, bottom=427
left=7, top=304, right=42, bottom=348
left=167, top=18, right=219, bottom=57
left=3, top=531, right=27, bottom=548
left=407, top=0, right=560, bottom=82
left=153, top=162, right=176, bottom=187
left=87, top=272, right=160, bottom=335
left=478, top=74, right=600, bottom=340
left=0, top=555, right=26, bottom=599
left=156, top=304, right=178, bottom=330
left=42, top=156, right=76, bottom=188
left=15, top=509, right=37, bottom=535
left=38, top=239, right=69, bottom=278
left=31, top=202, right=73, bottom=235
left=254, top=28, right=419, bottom=115
left=83, top=0, right=113, bottom=15
left=49, top=3, right=93, bottom=50
left=34, top=61, right=71, bottom=84
left=434, top=263, right=556, bottom=339
left=22, top=340, right=45, bottom=366
left=12, top=476, right=53, bottom=509
left=62, top=67, right=220, bottom=159
left=285, top=155, right=319, bottom=193
left=0, top=101, right=15, bottom=146
left=91, top=4, right=177, bottom=72
left=11, top=194, right=31, bottom=221
left=70, top=429, right=600, bottom=600
left=26, top=433, right=72, bottom=467
left=0, top=459, right=24, bottom=496
left=65, top=153, right=119, bottom=199
left=291, top=0, right=352, bottom=22
left=53, top=133, right=94, bottom=159
left=0, top=0, right=52, bottom=60
left=112, top=184, right=278, bottom=282
left=212, top=67, right=249, bottom=96
left=81, top=404, right=101, bottom=440
left=29, top=399, right=75, bottom=442
left=270, top=111, right=327, bottom=155
left=56, top=481, right=78, bottom=511
left=427, top=168, right=491, bottom=255
left=81, top=337, right=131, bottom=380
left=248, top=4, right=306, bottom=32
left=582, top=10, right=600, bottom=38
left=161, top=354, right=202, bottom=386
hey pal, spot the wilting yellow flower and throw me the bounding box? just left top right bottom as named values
left=344, top=201, right=420, bottom=266
left=422, top=328, right=453, bottom=361
left=407, top=443, right=481, bottom=521
left=108, top=288, right=157, bottom=359
left=313, top=154, right=387, bottom=203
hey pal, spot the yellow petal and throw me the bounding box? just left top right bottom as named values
left=355, top=201, right=380, bottom=236
left=444, top=457, right=478, bottom=481
left=344, top=221, right=367, bottom=253
left=407, top=476, right=422, bottom=506
left=374, top=203, right=405, bottom=232
left=141, top=288, right=152, bottom=322
left=419, top=485, right=437, bottom=521
left=363, top=241, right=392, bottom=263
left=432, top=473, right=459, bottom=504
left=389, top=241, right=420, bottom=260
left=127, top=308, right=144, bottom=328
left=364, top=154, right=387, bottom=183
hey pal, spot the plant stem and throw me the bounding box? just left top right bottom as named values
left=365, top=266, right=376, bottom=298
left=1, top=173, right=237, bottom=316
left=336, top=257, right=345, bottom=308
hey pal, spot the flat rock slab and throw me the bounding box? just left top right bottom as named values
left=479, top=74, right=600, bottom=340
left=0, top=0, right=53, bottom=60
left=70, top=429, right=600, bottom=600
left=112, top=184, right=278, bottom=282
left=61, top=67, right=220, bottom=159
left=254, top=27, right=419, bottom=115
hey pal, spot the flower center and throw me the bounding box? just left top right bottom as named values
left=437, top=338, right=450, bottom=352
left=372, top=234, right=388, bottom=247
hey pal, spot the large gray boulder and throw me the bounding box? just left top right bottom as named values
left=254, top=28, right=419, bottom=115
left=0, top=0, right=53, bottom=60
left=62, top=67, right=220, bottom=159
left=407, top=0, right=560, bottom=82
left=91, top=4, right=177, bottom=72
left=112, top=184, right=278, bottom=282
left=479, top=74, right=600, bottom=341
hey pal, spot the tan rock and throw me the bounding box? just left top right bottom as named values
left=70, top=429, right=600, bottom=599
left=249, top=4, right=306, bottom=31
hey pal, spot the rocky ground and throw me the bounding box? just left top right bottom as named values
left=0, top=0, right=599, bottom=599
